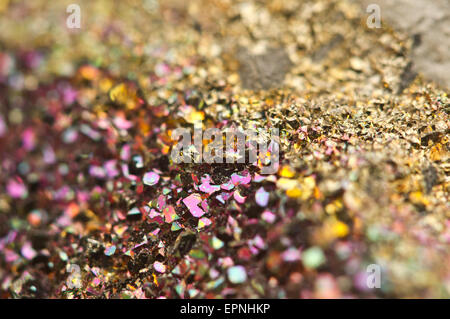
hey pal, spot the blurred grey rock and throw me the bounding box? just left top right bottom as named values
left=359, top=0, right=450, bottom=88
